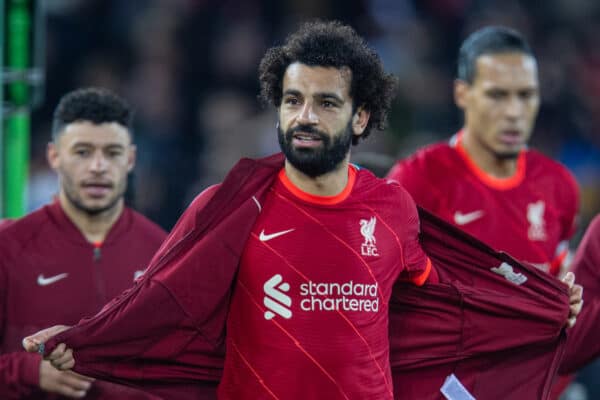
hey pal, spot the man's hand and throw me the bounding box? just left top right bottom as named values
left=22, top=325, right=71, bottom=353
left=561, top=272, right=583, bottom=328
left=39, top=360, right=94, bottom=398
left=23, top=325, right=75, bottom=370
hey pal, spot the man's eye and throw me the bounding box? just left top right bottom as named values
left=519, top=91, right=535, bottom=100
left=487, top=91, right=506, bottom=100
left=75, top=149, right=90, bottom=157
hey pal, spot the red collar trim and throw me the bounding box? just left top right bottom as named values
left=454, top=130, right=526, bottom=190
left=278, top=165, right=357, bottom=205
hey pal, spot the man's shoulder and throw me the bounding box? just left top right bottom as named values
left=403, top=141, right=454, bottom=163
left=525, top=150, right=577, bottom=184
left=356, top=168, right=416, bottom=202
left=125, top=207, right=168, bottom=241
left=0, top=206, right=52, bottom=258
left=589, top=214, right=600, bottom=236
left=388, top=140, right=458, bottom=181
left=0, top=206, right=50, bottom=240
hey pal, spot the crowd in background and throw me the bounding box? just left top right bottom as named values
left=23, top=0, right=600, bottom=398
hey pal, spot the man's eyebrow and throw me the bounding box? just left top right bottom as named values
left=317, top=92, right=344, bottom=103
left=283, top=89, right=302, bottom=97
left=70, top=142, right=126, bottom=149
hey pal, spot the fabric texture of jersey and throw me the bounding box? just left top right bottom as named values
left=560, top=215, right=600, bottom=374
left=0, top=201, right=166, bottom=399
left=386, top=131, right=579, bottom=276
left=218, top=166, right=429, bottom=399
left=391, top=208, right=570, bottom=399
left=40, top=153, right=570, bottom=400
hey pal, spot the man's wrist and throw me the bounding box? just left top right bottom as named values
left=21, top=352, right=42, bottom=387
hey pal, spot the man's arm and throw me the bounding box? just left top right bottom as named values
left=1, top=257, right=94, bottom=399
left=0, top=255, right=40, bottom=398
left=23, top=183, right=235, bottom=386
left=0, top=353, right=92, bottom=399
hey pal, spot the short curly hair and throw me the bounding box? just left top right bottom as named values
left=259, top=20, right=398, bottom=145
left=52, top=87, right=132, bottom=141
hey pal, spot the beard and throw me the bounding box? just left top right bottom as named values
left=277, top=122, right=353, bottom=177
left=65, top=189, right=123, bottom=216
left=60, top=169, right=126, bottom=216
left=494, top=150, right=520, bottom=161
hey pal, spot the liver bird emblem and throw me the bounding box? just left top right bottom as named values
left=360, top=217, right=377, bottom=246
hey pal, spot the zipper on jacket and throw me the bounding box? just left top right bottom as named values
left=93, top=241, right=102, bottom=262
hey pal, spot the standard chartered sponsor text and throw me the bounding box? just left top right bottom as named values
left=299, top=280, right=379, bottom=312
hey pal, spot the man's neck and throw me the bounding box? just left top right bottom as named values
left=283, top=157, right=350, bottom=197
left=59, top=192, right=124, bottom=243
left=461, top=129, right=518, bottom=178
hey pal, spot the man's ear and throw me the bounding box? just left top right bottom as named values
left=47, top=142, right=59, bottom=170
left=352, top=106, right=371, bottom=137
left=127, top=145, right=136, bottom=173
left=454, top=79, right=470, bottom=110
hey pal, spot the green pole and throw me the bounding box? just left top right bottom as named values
left=4, top=0, right=30, bottom=217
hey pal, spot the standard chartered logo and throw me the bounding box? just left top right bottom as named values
left=263, top=274, right=379, bottom=320
left=264, top=274, right=292, bottom=320
left=299, top=281, right=379, bottom=312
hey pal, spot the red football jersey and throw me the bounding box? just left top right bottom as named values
left=387, top=131, right=579, bottom=276
left=218, top=166, right=431, bottom=399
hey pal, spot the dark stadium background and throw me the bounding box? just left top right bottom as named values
left=27, top=2, right=600, bottom=398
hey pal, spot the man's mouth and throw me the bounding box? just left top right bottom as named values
left=292, top=132, right=324, bottom=148
left=81, top=182, right=113, bottom=197
left=498, top=130, right=524, bottom=146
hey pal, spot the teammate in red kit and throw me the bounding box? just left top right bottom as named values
left=0, top=88, right=166, bottom=399
left=387, top=26, right=579, bottom=277
left=386, top=26, right=582, bottom=397
left=22, top=23, right=582, bottom=400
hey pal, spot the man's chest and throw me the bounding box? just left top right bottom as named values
left=236, top=194, right=406, bottom=321
left=430, top=180, right=565, bottom=262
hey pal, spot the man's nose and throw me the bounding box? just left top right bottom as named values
left=297, top=102, right=319, bottom=124
left=505, top=96, right=524, bottom=119
left=89, top=152, right=108, bottom=172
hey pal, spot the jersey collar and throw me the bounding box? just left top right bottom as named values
left=451, top=130, right=526, bottom=190
left=278, top=165, right=357, bottom=205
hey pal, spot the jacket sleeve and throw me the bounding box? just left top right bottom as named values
left=560, top=215, right=600, bottom=374
left=37, top=154, right=283, bottom=398
left=0, top=250, right=43, bottom=398
left=40, top=182, right=261, bottom=396
left=0, top=352, right=42, bottom=399
left=390, top=208, right=570, bottom=399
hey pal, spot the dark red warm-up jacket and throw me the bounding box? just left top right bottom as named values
left=559, top=215, right=600, bottom=374
left=42, top=153, right=571, bottom=400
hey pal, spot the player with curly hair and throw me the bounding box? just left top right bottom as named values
left=24, top=23, right=582, bottom=400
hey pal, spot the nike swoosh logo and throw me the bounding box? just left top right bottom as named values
left=37, top=273, right=69, bottom=286
left=454, top=210, right=484, bottom=225
left=259, top=228, right=295, bottom=242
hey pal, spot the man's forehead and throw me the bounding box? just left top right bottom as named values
left=474, top=52, right=538, bottom=85
left=59, top=121, right=131, bottom=146
left=283, top=62, right=352, bottom=94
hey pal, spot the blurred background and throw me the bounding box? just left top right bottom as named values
left=7, top=0, right=600, bottom=397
